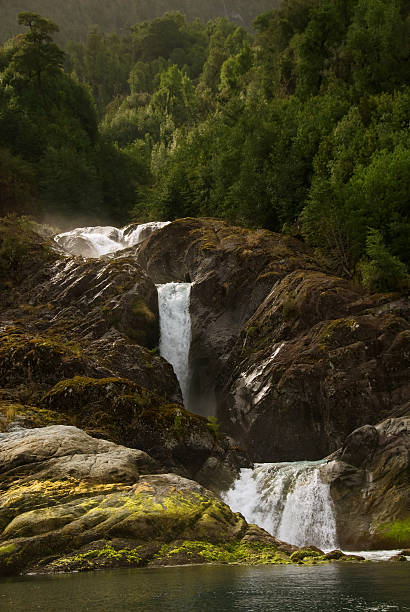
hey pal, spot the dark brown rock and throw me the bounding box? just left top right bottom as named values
left=323, top=416, right=410, bottom=549
left=324, top=549, right=345, bottom=560
left=388, top=555, right=407, bottom=562
left=136, top=218, right=318, bottom=416
left=216, top=272, right=410, bottom=460
left=40, top=376, right=250, bottom=489
left=134, top=218, right=410, bottom=462
left=31, top=255, right=159, bottom=348
left=0, top=219, right=182, bottom=413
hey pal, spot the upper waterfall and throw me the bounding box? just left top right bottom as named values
left=157, top=282, right=192, bottom=407
left=54, top=221, right=170, bottom=258
left=223, top=461, right=338, bottom=550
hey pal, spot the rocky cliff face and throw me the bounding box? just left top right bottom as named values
left=0, top=217, right=247, bottom=490
left=1, top=215, right=409, bottom=562
left=136, top=218, right=319, bottom=416
left=219, top=274, right=410, bottom=461
left=323, top=415, right=410, bottom=550
left=136, top=218, right=410, bottom=462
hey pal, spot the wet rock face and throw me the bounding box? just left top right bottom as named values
left=216, top=271, right=410, bottom=461
left=0, top=220, right=182, bottom=413
left=136, top=219, right=410, bottom=460
left=32, top=256, right=159, bottom=348
left=0, top=426, right=289, bottom=576
left=323, top=416, right=410, bottom=550
left=137, top=218, right=318, bottom=415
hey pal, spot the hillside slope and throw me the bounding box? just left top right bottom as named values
left=0, top=0, right=281, bottom=43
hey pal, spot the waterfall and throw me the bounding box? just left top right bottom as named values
left=122, top=221, right=171, bottom=247
left=157, top=282, right=192, bottom=406
left=223, top=461, right=337, bottom=550
left=54, top=222, right=170, bottom=258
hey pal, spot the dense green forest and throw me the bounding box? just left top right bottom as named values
left=0, top=0, right=281, bottom=44
left=1, top=0, right=410, bottom=290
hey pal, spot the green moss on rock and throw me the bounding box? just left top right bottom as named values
left=0, top=216, right=56, bottom=286
left=40, top=376, right=221, bottom=474
left=290, top=548, right=323, bottom=562
left=0, top=330, right=97, bottom=397
left=43, top=543, right=143, bottom=572
left=152, top=539, right=290, bottom=566
left=376, top=518, right=410, bottom=548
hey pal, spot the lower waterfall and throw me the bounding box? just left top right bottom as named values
left=223, top=461, right=337, bottom=550
left=157, top=282, right=192, bottom=407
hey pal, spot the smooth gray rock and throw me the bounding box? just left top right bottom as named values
left=0, top=425, right=158, bottom=483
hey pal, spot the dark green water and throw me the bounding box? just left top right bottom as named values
left=1, top=564, right=409, bottom=612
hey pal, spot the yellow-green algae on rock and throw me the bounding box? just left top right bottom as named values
left=376, top=518, right=410, bottom=548
left=0, top=425, right=293, bottom=575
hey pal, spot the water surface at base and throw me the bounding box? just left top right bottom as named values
left=2, top=564, right=409, bottom=612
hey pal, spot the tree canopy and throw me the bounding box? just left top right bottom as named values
left=1, top=1, right=409, bottom=290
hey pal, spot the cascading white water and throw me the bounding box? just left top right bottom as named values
left=223, top=461, right=338, bottom=550
left=157, top=282, right=192, bottom=406
left=54, top=221, right=170, bottom=257
left=122, top=222, right=171, bottom=247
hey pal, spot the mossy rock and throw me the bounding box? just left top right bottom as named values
left=0, top=402, right=70, bottom=432
left=37, top=542, right=145, bottom=573
left=0, top=216, right=57, bottom=287
left=151, top=539, right=290, bottom=567
left=40, top=376, right=226, bottom=476
left=376, top=517, right=410, bottom=548
left=0, top=469, right=266, bottom=575
left=0, top=329, right=102, bottom=397
left=290, top=547, right=324, bottom=563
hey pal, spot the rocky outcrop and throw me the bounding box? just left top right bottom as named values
left=0, top=328, right=108, bottom=400
left=217, top=270, right=410, bottom=460
left=0, top=426, right=294, bottom=576
left=39, top=375, right=249, bottom=490
left=31, top=255, right=159, bottom=348
left=135, top=218, right=410, bottom=461
left=136, top=218, right=319, bottom=415
left=1, top=215, right=409, bottom=565
left=0, top=425, right=158, bottom=487
left=0, top=217, right=182, bottom=414
left=323, top=415, right=410, bottom=549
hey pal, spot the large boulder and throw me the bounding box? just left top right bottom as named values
left=323, top=415, right=410, bottom=549
left=0, top=426, right=293, bottom=576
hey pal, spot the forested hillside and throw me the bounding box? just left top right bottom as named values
left=0, top=0, right=280, bottom=43
left=1, top=0, right=410, bottom=290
